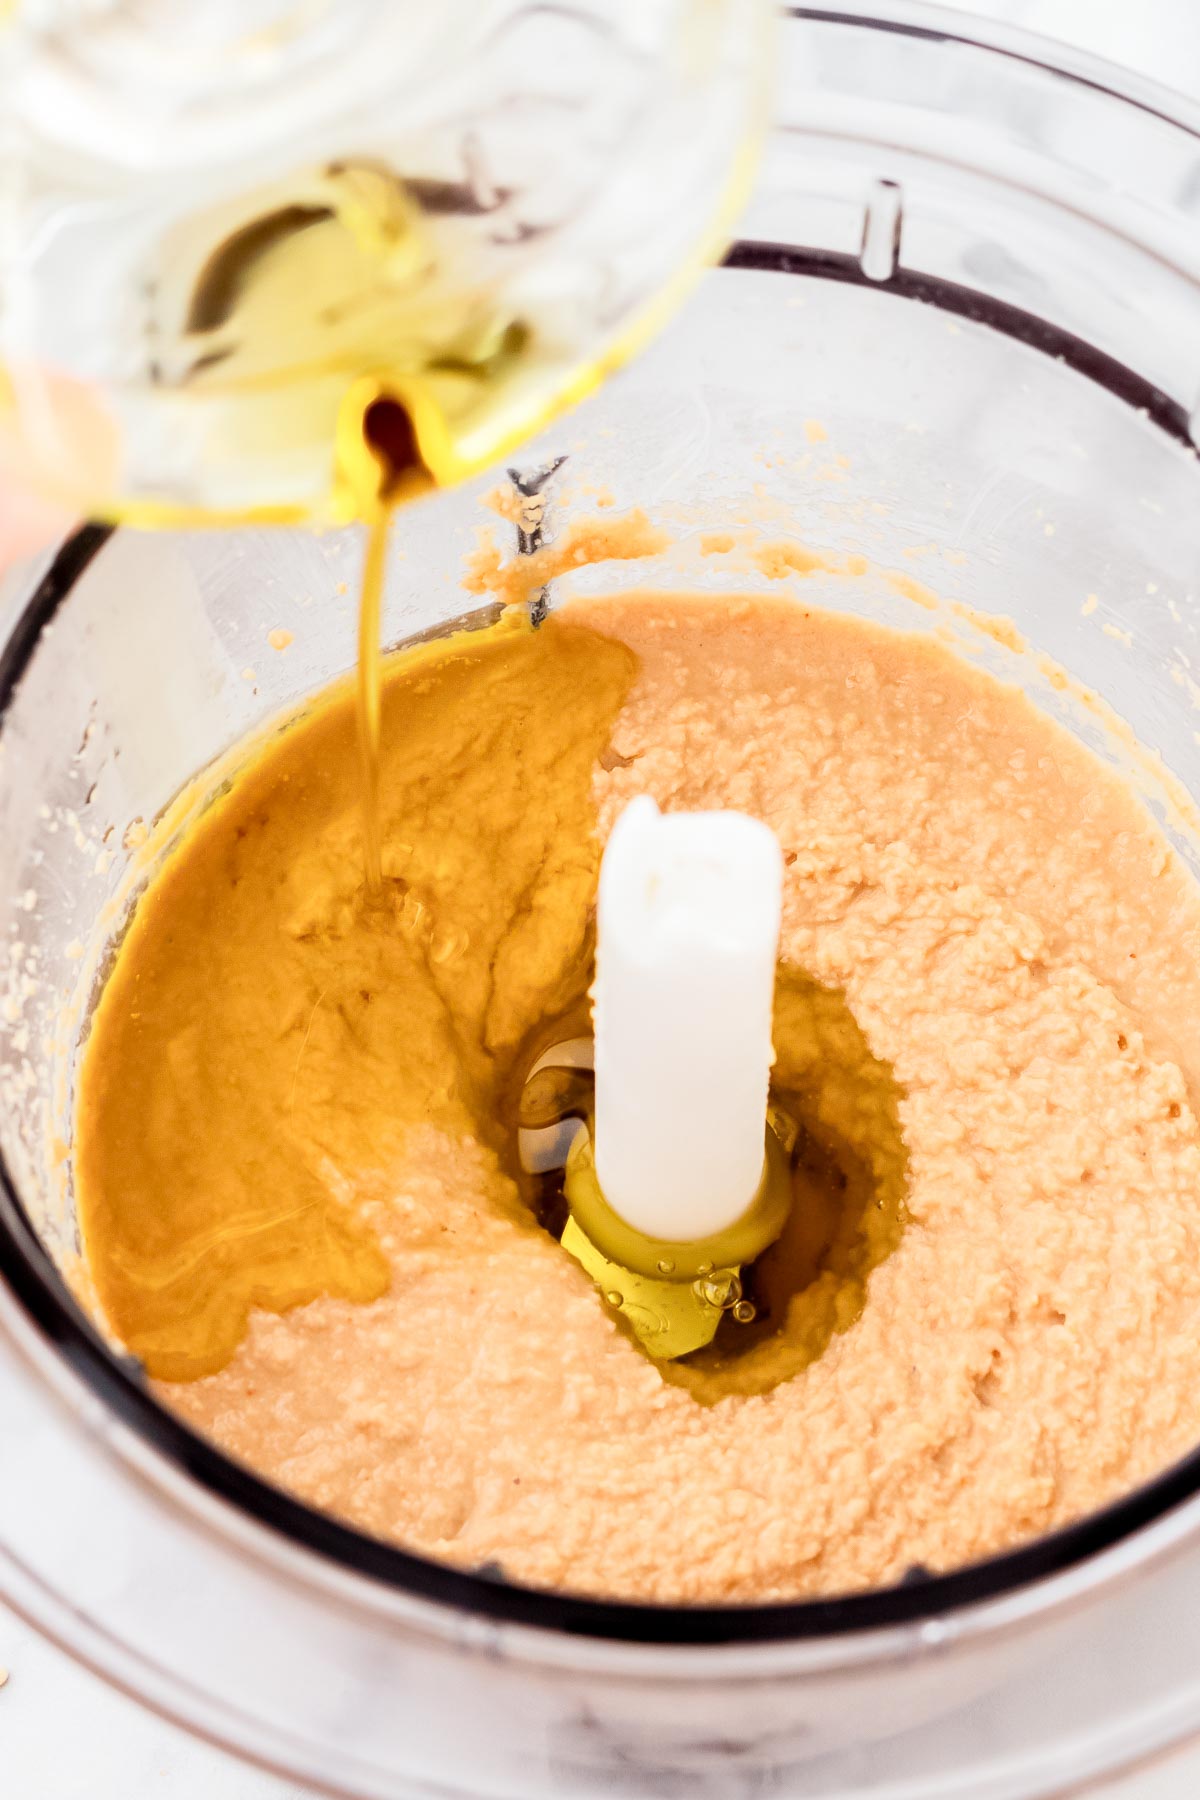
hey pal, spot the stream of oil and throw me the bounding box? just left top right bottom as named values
left=176, top=172, right=542, bottom=895
left=348, top=394, right=430, bottom=893
left=356, top=508, right=389, bottom=892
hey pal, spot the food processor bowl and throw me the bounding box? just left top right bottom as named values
left=7, top=5, right=1200, bottom=1796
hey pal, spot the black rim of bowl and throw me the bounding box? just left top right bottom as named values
left=4, top=230, right=1200, bottom=1646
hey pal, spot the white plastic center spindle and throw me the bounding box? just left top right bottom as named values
left=593, top=795, right=784, bottom=1243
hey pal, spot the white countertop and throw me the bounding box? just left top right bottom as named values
left=6, top=3, right=1200, bottom=1797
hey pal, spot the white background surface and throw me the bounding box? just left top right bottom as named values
left=5, top=3, right=1200, bottom=1797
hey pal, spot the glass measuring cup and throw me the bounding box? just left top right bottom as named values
left=0, top=0, right=769, bottom=526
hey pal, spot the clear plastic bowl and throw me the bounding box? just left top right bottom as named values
left=7, top=6, right=1200, bottom=1797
